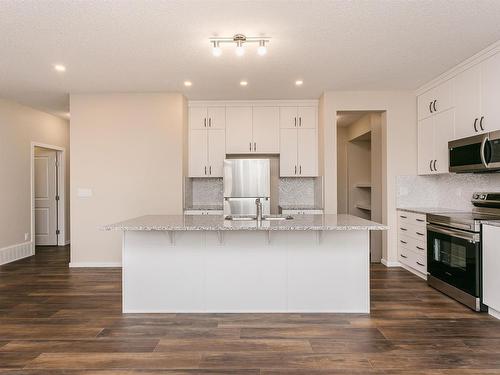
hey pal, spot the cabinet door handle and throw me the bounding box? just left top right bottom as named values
left=299, top=117, right=302, bottom=127
left=433, top=159, right=437, bottom=171
left=204, top=118, right=207, bottom=127
left=254, top=142, right=256, bottom=151
left=204, top=166, right=207, bottom=175
left=249, top=142, right=252, bottom=151
left=429, top=160, right=433, bottom=171
left=400, top=254, right=408, bottom=258
left=433, top=100, right=437, bottom=113
left=416, top=246, right=425, bottom=251
left=209, top=117, right=212, bottom=127
left=474, top=118, right=478, bottom=132
left=480, top=116, right=484, bottom=131
left=299, top=165, right=302, bottom=174
left=429, top=101, right=433, bottom=114
left=294, top=165, right=297, bottom=175
left=209, top=166, right=212, bottom=175
left=416, top=261, right=425, bottom=267
left=294, top=117, right=297, bottom=127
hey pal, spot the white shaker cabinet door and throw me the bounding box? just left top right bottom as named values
left=483, top=224, right=500, bottom=318
left=207, top=106, right=226, bottom=129
left=280, top=129, right=298, bottom=176
left=417, top=117, right=435, bottom=175
left=252, top=106, right=280, bottom=153
left=208, top=129, right=226, bottom=177
left=189, top=129, right=208, bottom=177
left=297, top=128, right=318, bottom=176
left=279, top=107, right=298, bottom=129
left=189, top=107, right=208, bottom=130
left=433, top=108, right=455, bottom=174
left=454, top=64, right=481, bottom=139
left=226, top=107, right=253, bottom=153
left=297, top=106, right=316, bottom=129
left=481, top=52, right=500, bottom=133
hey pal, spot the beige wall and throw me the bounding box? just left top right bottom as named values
left=0, top=98, right=69, bottom=249
left=320, top=91, right=417, bottom=264
left=70, top=93, right=187, bottom=265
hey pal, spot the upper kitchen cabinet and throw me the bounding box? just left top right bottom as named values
left=226, top=106, right=279, bottom=154
left=280, top=127, right=318, bottom=177
left=279, top=106, right=317, bottom=129
left=418, top=108, right=455, bottom=175
left=417, top=80, right=453, bottom=121
left=188, top=128, right=225, bottom=177
left=189, top=106, right=226, bottom=129
left=480, top=52, right=500, bottom=134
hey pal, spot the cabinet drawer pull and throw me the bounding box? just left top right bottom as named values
left=416, top=261, right=425, bottom=267
left=400, top=240, right=407, bottom=244
left=400, top=215, right=407, bottom=219
left=416, top=246, right=425, bottom=251
left=433, top=100, right=437, bottom=113
left=400, top=227, right=408, bottom=231
left=480, top=116, right=484, bottom=131
left=416, top=218, right=425, bottom=222
left=400, top=254, right=408, bottom=258
left=474, top=118, right=478, bottom=132
left=416, top=232, right=425, bottom=236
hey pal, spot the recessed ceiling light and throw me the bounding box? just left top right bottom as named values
left=240, top=80, right=248, bottom=86
left=54, top=64, right=66, bottom=72
left=295, top=80, right=303, bottom=86
left=184, top=81, right=192, bottom=87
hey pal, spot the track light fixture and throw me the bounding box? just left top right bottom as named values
left=209, top=34, right=270, bottom=57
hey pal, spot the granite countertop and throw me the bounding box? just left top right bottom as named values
left=103, top=214, right=388, bottom=232
left=184, top=204, right=223, bottom=211
left=397, top=207, right=465, bottom=215
left=279, top=204, right=323, bottom=210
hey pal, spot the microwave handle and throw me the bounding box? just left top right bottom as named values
left=480, top=136, right=490, bottom=168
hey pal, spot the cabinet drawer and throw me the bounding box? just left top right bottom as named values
left=398, top=246, right=427, bottom=274
left=398, top=233, right=426, bottom=255
left=397, top=211, right=427, bottom=227
left=398, top=223, right=427, bottom=242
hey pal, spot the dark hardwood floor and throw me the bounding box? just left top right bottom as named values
left=0, top=246, right=499, bottom=374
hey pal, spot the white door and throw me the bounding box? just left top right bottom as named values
left=480, top=52, right=500, bottom=133
left=226, top=107, right=253, bottom=153
left=279, top=107, right=298, bottom=128
left=279, top=129, right=298, bottom=176
left=297, top=128, right=318, bottom=176
left=34, top=148, right=58, bottom=246
left=297, top=106, right=316, bottom=129
left=207, top=107, right=226, bottom=129
left=252, top=106, right=280, bottom=153
left=454, top=65, right=481, bottom=139
left=208, top=129, right=226, bottom=177
left=188, top=129, right=208, bottom=177
left=433, top=109, right=455, bottom=174
left=189, top=107, right=208, bottom=129
left=417, top=117, right=435, bottom=175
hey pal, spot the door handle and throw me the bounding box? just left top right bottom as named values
left=432, top=100, right=437, bottom=113
left=204, top=166, right=207, bottom=175
left=400, top=254, right=408, bottom=258
left=400, top=215, right=407, bottom=219
left=400, top=227, right=408, bottom=231
left=204, top=118, right=207, bottom=127
left=299, top=165, right=302, bottom=174
left=254, top=142, right=256, bottom=151
left=429, top=101, right=433, bottom=114
left=249, top=142, right=252, bottom=151
left=433, top=159, right=437, bottom=172
left=416, top=246, right=425, bottom=251
left=294, top=117, right=297, bottom=127
left=209, top=117, right=212, bottom=127
left=299, top=117, right=302, bottom=127
left=429, top=160, right=433, bottom=171
left=294, top=165, right=297, bottom=175
left=479, top=116, right=484, bottom=131
left=416, top=232, right=425, bottom=236
left=400, top=240, right=407, bottom=244
left=474, top=118, right=478, bottom=132
left=209, top=166, right=212, bottom=175
left=416, top=261, right=425, bottom=267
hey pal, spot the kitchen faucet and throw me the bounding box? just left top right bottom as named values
left=255, top=198, right=263, bottom=222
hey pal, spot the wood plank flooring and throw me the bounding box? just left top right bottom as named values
left=0, top=245, right=499, bottom=374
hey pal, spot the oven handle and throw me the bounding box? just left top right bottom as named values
left=427, top=224, right=480, bottom=243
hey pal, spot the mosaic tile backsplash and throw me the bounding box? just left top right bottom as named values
left=397, top=173, right=500, bottom=210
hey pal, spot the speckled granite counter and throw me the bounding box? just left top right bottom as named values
left=397, top=207, right=464, bottom=215
left=103, top=214, right=387, bottom=232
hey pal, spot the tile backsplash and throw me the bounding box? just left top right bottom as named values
left=397, top=173, right=500, bottom=210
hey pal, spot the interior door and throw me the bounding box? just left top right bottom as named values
left=454, top=65, right=481, bottom=139
left=433, top=108, right=455, bottom=173
left=252, top=106, right=279, bottom=153
left=297, top=106, right=316, bottom=129
left=189, top=107, right=208, bottom=129
left=208, top=129, right=225, bottom=177
left=480, top=52, right=500, bottom=133
left=417, top=117, right=435, bottom=175
left=226, top=107, right=253, bottom=153
left=297, top=128, right=318, bottom=176
left=279, top=107, right=297, bottom=128
left=279, top=129, right=298, bottom=176
left=207, top=107, right=226, bottom=129
left=188, top=129, right=208, bottom=177
left=34, top=148, right=57, bottom=245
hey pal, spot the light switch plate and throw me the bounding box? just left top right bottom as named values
left=77, top=188, right=93, bottom=197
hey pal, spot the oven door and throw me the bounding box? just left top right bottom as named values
left=427, top=224, right=480, bottom=297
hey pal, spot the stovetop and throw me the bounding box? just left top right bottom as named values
left=428, top=211, right=500, bottom=232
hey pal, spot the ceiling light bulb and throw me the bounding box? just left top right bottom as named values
left=240, top=80, right=248, bottom=86
left=212, top=41, right=222, bottom=57
left=235, top=41, right=245, bottom=56
left=184, top=81, right=192, bottom=87
left=257, top=41, right=267, bottom=56
left=54, top=64, right=66, bottom=72
left=295, top=80, right=303, bottom=86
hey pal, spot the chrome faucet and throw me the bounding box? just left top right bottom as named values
left=255, top=198, right=263, bottom=222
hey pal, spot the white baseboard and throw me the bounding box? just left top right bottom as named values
left=0, top=241, right=35, bottom=265
left=488, top=307, right=500, bottom=320
left=381, top=258, right=401, bottom=267
left=400, top=263, right=427, bottom=280
left=69, top=262, right=122, bottom=268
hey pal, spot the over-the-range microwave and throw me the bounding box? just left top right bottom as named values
left=449, top=130, right=500, bottom=173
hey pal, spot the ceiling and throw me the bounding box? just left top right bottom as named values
left=2, top=0, right=500, bottom=118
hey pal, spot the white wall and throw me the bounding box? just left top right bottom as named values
left=0, top=98, right=69, bottom=249
left=69, top=93, right=187, bottom=266
left=320, top=91, right=417, bottom=265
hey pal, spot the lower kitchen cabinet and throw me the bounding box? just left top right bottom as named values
left=188, top=129, right=225, bottom=177
left=397, top=210, right=427, bottom=279
left=280, top=128, right=318, bottom=177
left=482, top=224, right=500, bottom=319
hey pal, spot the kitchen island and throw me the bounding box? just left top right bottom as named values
left=104, top=214, right=387, bottom=313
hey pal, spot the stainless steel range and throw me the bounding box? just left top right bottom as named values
left=427, top=192, right=500, bottom=311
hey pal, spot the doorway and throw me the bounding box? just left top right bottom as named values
left=336, top=111, right=383, bottom=262
left=31, top=143, right=66, bottom=247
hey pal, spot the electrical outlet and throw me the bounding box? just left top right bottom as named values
left=24, top=233, right=29, bottom=241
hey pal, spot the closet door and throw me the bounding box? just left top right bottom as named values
left=252, top=106, right=279, bottom=153
left=226, top=107, right=253, bottom=153
left=279, top=129, right=298, bottom=176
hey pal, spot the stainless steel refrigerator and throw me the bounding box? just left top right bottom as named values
left=223, top=159, right=271, bottom=218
